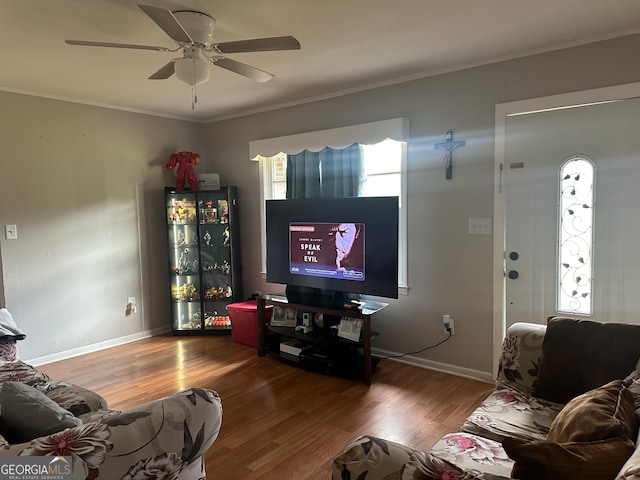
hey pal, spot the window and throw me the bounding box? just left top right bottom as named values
left=265, top=152, right=287, bottom=200
left=362, top=139, right=401, bottom=198
left=258, top=138, right=408, bottom=294
left=251, top=118, right=410, bottom=295
left=262, top=140, right=402, bottom=198
left=557, top=156, right=594, bottom=315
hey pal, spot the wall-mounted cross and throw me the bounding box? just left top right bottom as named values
left=435, top=130, right=466, bottom=180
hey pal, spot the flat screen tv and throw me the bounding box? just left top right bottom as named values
left=266, top=196, right=399, bottom=307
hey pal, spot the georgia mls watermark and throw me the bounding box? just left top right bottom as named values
left=0, top=457, right=72, bottom=480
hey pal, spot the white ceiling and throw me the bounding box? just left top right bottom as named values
left=2, top=0, right=640, bottom=122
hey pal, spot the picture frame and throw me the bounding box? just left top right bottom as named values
left=270, top=306, right=297, bottom=327
left=337, top=316, right=363, bottom=341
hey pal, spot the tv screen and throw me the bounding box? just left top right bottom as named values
left=266, top=196, right=399, bottom=303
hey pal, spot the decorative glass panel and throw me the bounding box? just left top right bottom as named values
left=557, top=156, right=594, bottom=314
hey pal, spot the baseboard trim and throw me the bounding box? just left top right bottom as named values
left=26, top=326, right=172, bottom=366
left=372, top=347, right=495, bottom=384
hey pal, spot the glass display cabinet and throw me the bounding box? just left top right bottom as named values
left=165, top=186, right=242, bottom=335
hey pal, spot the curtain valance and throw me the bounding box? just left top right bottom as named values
left=249, top=117, right=409, bottom=159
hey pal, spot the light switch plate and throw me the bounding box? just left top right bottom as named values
left=5, top=225, right=17, bottom=240
left=468, top=218, right=492, bottom=235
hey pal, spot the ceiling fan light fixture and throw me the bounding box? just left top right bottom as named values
left=174, top=57, right=210, bottom=86
left=65, top=5, right=300, bottom=93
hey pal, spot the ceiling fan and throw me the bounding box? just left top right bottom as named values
left=65, top=4, right=301, bottom=87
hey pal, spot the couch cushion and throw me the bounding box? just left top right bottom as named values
left=461, top=385, right=562, bottom=442
left=45, top=380, right=108, bottom=415
left=533, top=317, right=640, bottom=404
left=547, top=379, right=637, bottom=443
left=331, top=435, right=424, bottom=480
left=502, top=437, right=635, bottom=480
left=0, top=360, right=50, bottom=384
left=0, top=381, right=82, bottom=442
left=430, top=432, right=514, bottom=479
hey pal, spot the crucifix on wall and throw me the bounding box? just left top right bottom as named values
left=435, top=130, right=466, bottom=180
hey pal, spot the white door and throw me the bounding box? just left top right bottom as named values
left=504, top=97, right=640, bottom=328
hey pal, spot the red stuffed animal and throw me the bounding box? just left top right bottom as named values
left=166, top=151, right=200, bottom=191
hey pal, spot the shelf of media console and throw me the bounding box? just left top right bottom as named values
left=266, top=325, right=380, bottom=346
left=263, top=327, right=381, bottom=380
left=256, top=295, right=387, bottom=385
left=263, top=294, right=388, bottom=317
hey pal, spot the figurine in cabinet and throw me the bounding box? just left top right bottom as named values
left=177, top=248, right=198, bottom=274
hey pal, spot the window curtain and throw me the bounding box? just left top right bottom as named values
left=286, top=143, right=364, bottom=199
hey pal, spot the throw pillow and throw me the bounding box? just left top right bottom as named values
left=624, top=370, right=640, bottom=420
left=533, top=317, right=640, bottom=403
left=0, top=382, right=82, bottom=443
left=0, top=308, right=26, bottom=340
left=502, top=437, right=636, bottom=480
left=547, top=379, right=637, bottom=443
left=0, top=339, right=18, bottom=364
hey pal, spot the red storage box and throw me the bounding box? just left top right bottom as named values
left=227, top=300, right=273, bottom=348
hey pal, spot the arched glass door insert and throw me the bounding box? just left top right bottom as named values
left=557, top=156, right=594, bottom=315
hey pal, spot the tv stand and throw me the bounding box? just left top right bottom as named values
left=256, top=295, right=388, bottom=385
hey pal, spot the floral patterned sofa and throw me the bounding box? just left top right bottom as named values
left=0, top=309, right=222, bottom=480
left=333, top=318, right=640, bottom=480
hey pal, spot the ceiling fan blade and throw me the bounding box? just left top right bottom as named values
left=65, top=39, right=170, bottom=52
left=214, top=36, right=301, bottom=54
left=138, top=4, right=193, bottom=44
left=212, top=57, right=274, bottom=83
left=149, top=61, right=175, bottom=79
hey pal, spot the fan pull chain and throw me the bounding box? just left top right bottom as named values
left=191, top=59, right=198, bottom=110
left=191, top=84, right=199, bottom=110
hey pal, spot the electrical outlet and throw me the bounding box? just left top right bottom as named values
left=443, top=314, right=455, bottom=335
left=125, top=297, right=137, bottom=316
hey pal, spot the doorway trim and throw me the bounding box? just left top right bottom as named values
left=492, top=81, right=640, bottom=377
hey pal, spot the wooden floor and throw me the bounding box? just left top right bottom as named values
left=39, top=334, right=493, bottom=480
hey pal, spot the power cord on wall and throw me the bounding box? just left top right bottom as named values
left=376, top=328, right=453, bottom=360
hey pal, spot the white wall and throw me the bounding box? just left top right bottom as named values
left=201, top=34, right=640, bottom=381
left=0, top=93, right=205, bottom=362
